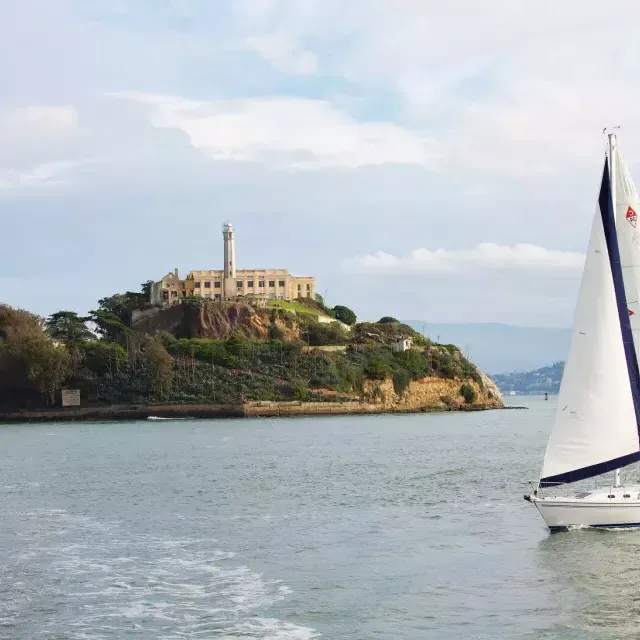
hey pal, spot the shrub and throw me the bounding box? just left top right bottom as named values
left=392, top=368, right=412, bottom=396
left=460, top=383, right=477, bottom=404
left=378, top=316, right=400, bottom=324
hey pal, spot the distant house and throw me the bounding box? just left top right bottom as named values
left=391, top=337, right=413, bottom=353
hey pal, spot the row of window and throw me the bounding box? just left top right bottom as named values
left=191, top=280, right=311, bottom=290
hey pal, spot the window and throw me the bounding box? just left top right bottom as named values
left=306, top=291, right=311, bottom=297
left=214, top=282, right=221, bottom=288
left=307, top=283, right=311, bottom=290
left=214, top=294, right=221, bottom=301
left=624, top=494, right=631, bottom=498
left=259, top=281, right=265, bottom=288
left=171, top=291, right=178, bottom=297
left=162, top=290, right=169, bottom=300
left=182, top=291, right=186, bottom=297
left=248, top=280, right=254, bottom=288
left=237, top=281, right=243, bottom=288
left=297, top=284, right=301, bottom=290
left=195, top=281, right=201, bottom=288
left=278, top=280, right=285, bottom=287
left=608, top=494, right=616, bottom=498
left=269, top=280, right=275, bottom=287
left=204, top=281, right=211, bottom=288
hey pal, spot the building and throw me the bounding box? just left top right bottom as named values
left=150, top=222, right=316, bottom=306
left=391, top=337, right=414, bottom=353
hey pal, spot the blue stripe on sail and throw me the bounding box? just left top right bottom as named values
left=540, top=159, right=640, bottom=489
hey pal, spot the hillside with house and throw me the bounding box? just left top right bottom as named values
left=490, top=362, right=564, bottom=395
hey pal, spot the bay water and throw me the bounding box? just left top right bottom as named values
left=1, top=397, right=638, bottom=639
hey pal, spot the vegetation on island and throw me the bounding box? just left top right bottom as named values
left=490, top=362, right=563, bottom=395
left=0, top=284, right=491, bottom=410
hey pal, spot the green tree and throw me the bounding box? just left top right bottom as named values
left=378, top=316, right=400, bottom=324
left=141, top=281, right=153, bottom=299
left=45, top=311, right=93, bottom=343
left=144, top=337, right=173, bottom=398
left=87, top=309, right=130, bottom=343
left=80, top=341, right=127, bottom=374
left=332, top=305, right=357, bottom=326
left=10, top=338, right=71, bottom=405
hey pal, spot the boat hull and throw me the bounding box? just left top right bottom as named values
left=533, top=497, right=640, bottom=531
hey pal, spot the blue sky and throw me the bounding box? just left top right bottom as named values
left=2, top=0, right=640, bottom=327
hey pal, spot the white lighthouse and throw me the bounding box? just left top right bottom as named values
left=222, top=222, right=236, bottom=299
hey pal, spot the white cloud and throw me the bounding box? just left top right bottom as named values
left=0, top=106, right=77, bottom=139
left=0, top=161, right=83, bottom=189
left=245, top=34, right=317, bottom=75
left=113, top=93, right=436, bottom=169
left=343, top=243, right=585, bottom=276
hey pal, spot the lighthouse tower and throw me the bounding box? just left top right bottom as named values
left=222, top=222, right=236, bottom=299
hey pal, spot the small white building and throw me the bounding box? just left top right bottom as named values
left=391, top=337, right=413, bottom=353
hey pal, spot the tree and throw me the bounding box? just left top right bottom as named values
left=8, top=337, right=71, bottom=405
left=141, top=281, right=153, bottom=299
left=45, top=311, right=93, bottom=343
left=378, top=316, right=399, bottom=324
left=87, top=309, right=130, bottom=343
left=143, top=337, right=173, bottom=398
left=332, top=305, right=357, bottom=326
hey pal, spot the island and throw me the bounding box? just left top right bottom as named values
left=0, top=290, right=503, bottom=422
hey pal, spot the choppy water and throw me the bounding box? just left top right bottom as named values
left=2, top=397, right=640, bottom=639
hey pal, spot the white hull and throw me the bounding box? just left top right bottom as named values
left=531, top=487, right=640, bottom=531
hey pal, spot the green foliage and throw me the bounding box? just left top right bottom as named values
left=80, top=341, right=127, bottom=374
left=45, top=311, right=93, bottom=343
left=392, top=368, right=412, bottom=396
left=9, top=338, right=71, bottom=404
left=393, top=349, right=430, bottom=378
left=378, top=316, right=400, bottom=324
left=460, top=383, right=477, bottom=404
left=301, top=320, right=348, bottom=346
left=144, top=337, right=173, bottom=398
left=332, top=305, right=357, bottom=326
left=87, top=309, right=130, bottom=343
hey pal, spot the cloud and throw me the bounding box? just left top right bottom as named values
left=0, top=106, right=77, bottom=139
left=0, top=161, right=84, bottom=189
left=113, top=93, right=436, bottom=169
left=343, top=243, right=585, bottom=276
left=244, top=34, right=317, bottom=75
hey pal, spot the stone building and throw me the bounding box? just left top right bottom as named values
left=150, top=222, right=316, bottom=306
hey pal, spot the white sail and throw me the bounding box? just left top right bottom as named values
left=540, top=162, right=640, bottom=486
left=613, top=139, right=640, bottom=365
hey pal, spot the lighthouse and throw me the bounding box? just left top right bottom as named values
left=222, top=222, right=236, bottom=299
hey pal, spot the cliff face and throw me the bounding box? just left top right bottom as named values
left=362, top=376, right=502, bottom=411
left=132, top=302, right=301, bottom=342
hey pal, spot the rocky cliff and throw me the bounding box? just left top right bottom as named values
left=132, top=302, right=301, bottom=342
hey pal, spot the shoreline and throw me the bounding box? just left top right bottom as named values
left=0, top=400, right=520, bottom=423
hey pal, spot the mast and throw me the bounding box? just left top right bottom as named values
left=609, top=132, right=623, bottom=488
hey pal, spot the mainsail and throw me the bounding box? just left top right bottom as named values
left=539, top=157, right=640, bottom=487
left=613, top=140, right=640, bottom=365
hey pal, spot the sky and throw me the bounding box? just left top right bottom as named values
left=2, top=0, right=640, bottom=327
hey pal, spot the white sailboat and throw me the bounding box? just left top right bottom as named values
left=525, top=132, right=640, bottom=531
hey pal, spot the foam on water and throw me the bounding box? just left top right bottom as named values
left=2, top=509, right=319, bottom=639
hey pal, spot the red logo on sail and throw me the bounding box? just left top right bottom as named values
left=630, top=309, right=635, bottom=316
left=627, top=206, right=638, bottom=227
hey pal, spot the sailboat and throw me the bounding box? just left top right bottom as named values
left=525, top=132, right=640, bottom=531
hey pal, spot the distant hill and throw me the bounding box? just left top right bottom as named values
left=490, top=362, right=564, bottom=395
left=403, top=321, right=571, bottom=374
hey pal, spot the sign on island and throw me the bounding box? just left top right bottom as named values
left=61, top=389, right=81, bottom=407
